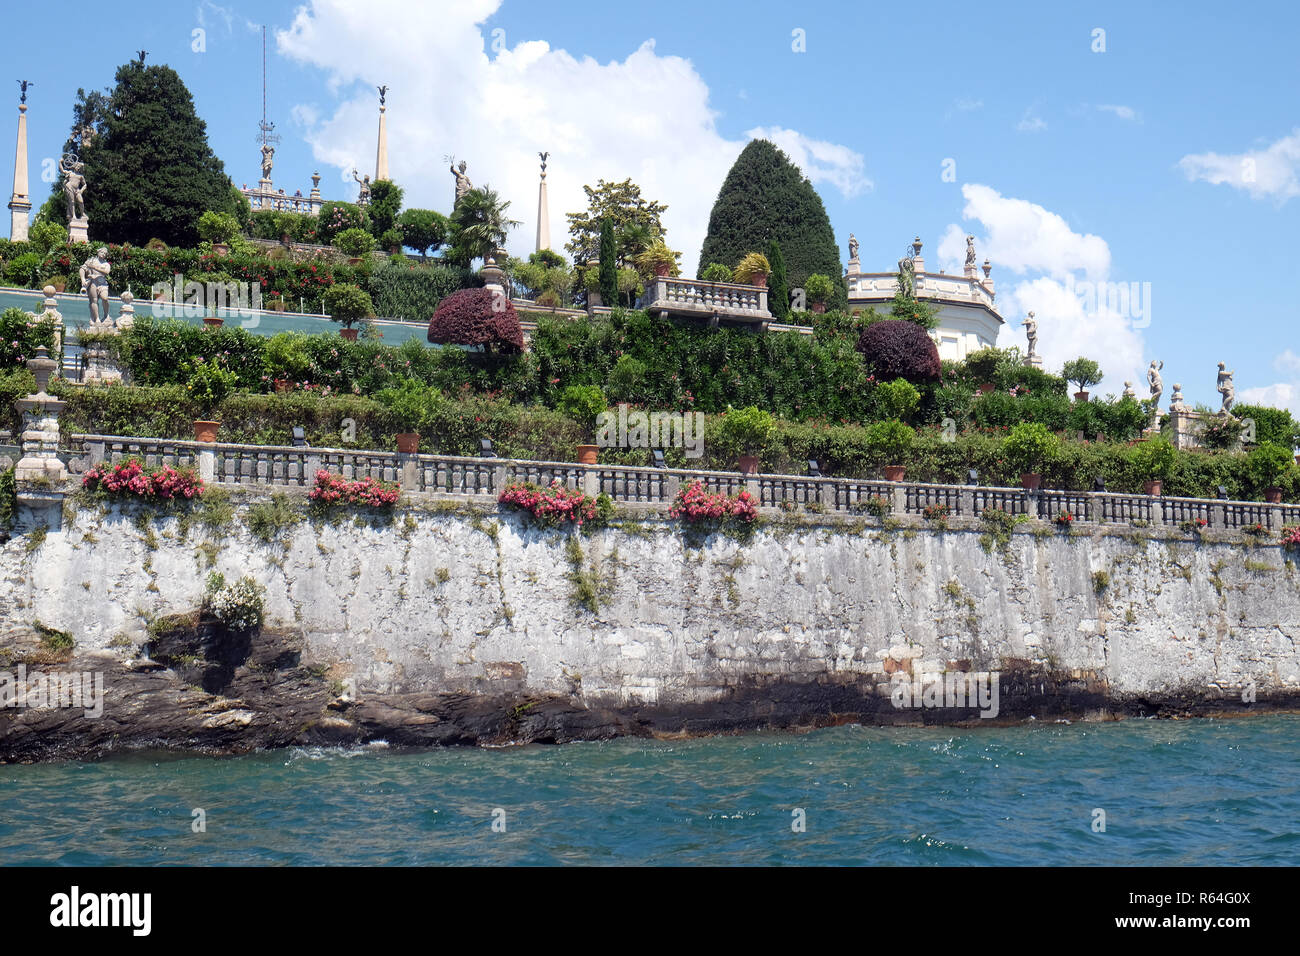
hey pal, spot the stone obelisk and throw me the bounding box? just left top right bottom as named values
left=375, top=86, right=389, bottom=181
left=535, top=152, right=550, bottom=253
left=9, top=92, right=32, bottom=242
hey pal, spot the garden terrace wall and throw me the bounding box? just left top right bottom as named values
left=64, top=434, right=1300, bottom=531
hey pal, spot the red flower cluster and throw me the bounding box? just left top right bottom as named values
left=1281, top=525, right=1300, bottom=549
left=668, top=481, right=758, bottom=524
left=308, top=469, right=400, bottom=507
left=1054, top=510, right=1075, bottom=526
left=82, top=460, right=204, bottom=500
left=499, top=480, right=599, bottom=527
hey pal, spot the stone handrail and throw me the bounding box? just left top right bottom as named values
left=645, top=276, right=770, bottom=322
left=62, top=434, right=1300, bottom=531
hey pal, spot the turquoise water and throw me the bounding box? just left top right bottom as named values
left=1, top=716, right=1297, bottom=865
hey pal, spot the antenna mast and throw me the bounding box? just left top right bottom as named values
left=256, top=25, right=280, bottom=151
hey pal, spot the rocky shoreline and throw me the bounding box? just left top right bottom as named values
left=2, top=617, right=1292, bottom=763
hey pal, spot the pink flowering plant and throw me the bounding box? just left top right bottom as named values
left=308, top=469, right=400, bottom=510
left=498, top=480, right=613, bottom=529
left=81, top=459, right=204, bottom=501
left=1281, top=524, right=1300, bottom=550
left=668, top=481, right=758, bottom=526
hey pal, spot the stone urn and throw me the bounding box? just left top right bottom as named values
left=884, top=465, right=906, bottom=482
left=1143, top=479, right=1163, bottom=496
left=576, top=444, right=599, bottom=465
left=193, top=420, right=220, bottom=443
left=750, top=272, right=768, bottom=288
left=654, top=263, right=672, bottom=278
left=396, top=433, right=420, bottom=454
left=1020, top=472, right=1042, bottom=491
left=738, top=454, right=760, bottom=475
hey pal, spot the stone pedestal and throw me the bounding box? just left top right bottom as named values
left=68, top=216, right=89, bottom=244
left=1170, top=409, right=1205, bottom=451
left=12, top=348, right=66, bottom=483
left=1024, top=353, right=1043, bottom=369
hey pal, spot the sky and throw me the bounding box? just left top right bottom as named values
left=3, top=0, right=1298, bottom=411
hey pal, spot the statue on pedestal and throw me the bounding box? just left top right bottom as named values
left=964, top=235, right=976, bottom=270
left=60, top=155, right=87, bottom=222
left=260, top=142, right=275, bottom=182
left=1023, top=312, right=1038, bottom=359
left=1147, top=359, right=1164, bottom=429
left=1216, top=362, right=1235, bottom=414
left=848, top=233, right=859, bottom=261
left=450, top=159, right=472, bottom=204
left=352, top=169, right=371, bottom=204
left=79, top=247, right=111, bottom=325
left=1123, top=381, right=1136, bottom=399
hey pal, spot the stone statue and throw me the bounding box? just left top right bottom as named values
left=79, top=247, right=111, bottom=325
left=1023, top=312, right=1038, bottom=358
left=352, top=169, right=371, bottom=204
left=896, top=254, right=915, bottom=296
left=450, top=159, right=472, bottom=203
left=1123, top=381, right=1136, bottom=399
left=848, top=233, right=859, bottom=261
left=1146, top=360, right=1164, bottom=429
left=260, top=142, right=274, bottom=181
left=1216, top=362, right=1235, bottom=414
left=17, top=80, right=31, bottom=105
left=965, top=235, right=976, bottom=269
left=60, top=155, right=87, bottom=221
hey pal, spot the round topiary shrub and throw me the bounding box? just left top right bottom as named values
left=855, top=319, right=941, bottom=384
left=427, top=287, right=524, bottom=354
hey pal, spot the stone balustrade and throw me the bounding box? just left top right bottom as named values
left=57, top=433, right=1300, bottom=533
left=643, top=276, right=770, bottom=326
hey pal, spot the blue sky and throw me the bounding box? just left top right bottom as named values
left=5, top=0, right=1298, bottom=410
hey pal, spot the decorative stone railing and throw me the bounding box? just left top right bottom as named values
left=643, top=277, right=770, bottom=325
left=848, top=271, right=998, bottom=312
left=59, top=434, right=1300, bottom=532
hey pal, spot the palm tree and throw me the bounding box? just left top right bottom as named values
left=615, top=221, right=654, bottom=266
left=448, top=187, right=520, bottom=266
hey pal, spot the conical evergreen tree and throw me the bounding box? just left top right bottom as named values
left=767, top=238, right=789, bottom=320
left=599, top=217, right=618, bottom=306
left=59, top=61, right=238, bottom=246
left=699, top=139, right=845, bottom=311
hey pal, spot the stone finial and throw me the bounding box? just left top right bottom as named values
left=912, top=236, right=923, bottom=257
left=27, top=345, right=55, bottom=393
left=42, top=285, right=57, bottom=311
left=982, top=258, right=991, bottom=279
left=118, top=289, right=135, bottom=330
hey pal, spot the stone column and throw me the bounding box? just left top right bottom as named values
left=375, top=106, right=389, bottom=181
left=8, top=102, right=31, bottom=242
left=536, top=166, right=550, bottom=253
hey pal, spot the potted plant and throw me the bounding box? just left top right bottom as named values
left=719, top=405, right=775, bottom=475
left=733, top=252, right=771, bottom=288
left=700, top=262, right=733, bottom=283
left=378, top=379, right=440, bottom=454
left=267, top=292, right=287, bottom=313
left=1247, top=441, right=1294, bottom=503
left=1130, top=434, right=1176, bottom=495
left=1062, top=356, right=1104, bottom=403
left=334, top=227, right=376, bottom=265
left=1003, top=422, right=1061, bottom=491
left=323, top=282, right=374, bottom=341
left=49, top=275, right=68, bottom=294
left=557, top=385, right=608, bottom=465
left=263, top=332, right=309, bottom=394
left=197, top=210, right=241, bottom=256
left=965, top=346, right=1003, bottom=394
left=185, top=358, right=238, bottom=442
left=804, top=273, right=833, bottom=314
left=634, top=240, right=679, bottom=278
left=865, top=418, right=915, bottom=481
left=203, top=314, right=224, bottom=328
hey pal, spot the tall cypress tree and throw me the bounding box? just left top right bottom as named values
left=598, top=217, right=618, bottom=306
left=699, top=139, right=845, bottom=311
left=767, top=238, right=789, bottom=320
left=58, top=60, right=238, bottom=246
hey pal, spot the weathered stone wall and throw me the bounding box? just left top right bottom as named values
left=2, top=497, right=1297, bottom=715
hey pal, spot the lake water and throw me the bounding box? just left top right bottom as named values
left=1, top=715, right=1296, bottom=865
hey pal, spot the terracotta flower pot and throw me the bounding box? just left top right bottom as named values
left=1143, top=479, right=1163, bottom=496
left=1074, top=390, right=1090, bottom=402
left=193, top=420, right=219, bottom=443
left=978, top=384, right=995, bottom=395
left=212, top=242, right=229, bottom=256
left=274, top=379, right=292, bottom=394
left=811, top=301, right=826, bottom=314
left=577, top=444, right=599, bottom=465
left=1020, top=472, right=1042, bottom=491
left=348, top=257, right=363, bottom=266
left=884, top=465, right=906, bottom=482
left=750, top=273, right=768, bottom=288
left=51, top=279, right=66, bottom=293
left=396, top=433, right=420, bottom=454
left=1264, top=487, right=1283, bottom=504
left=270, top=299, right=286, bottom=313
left=654, top=263, right=672, bottom=277
left=203, top=315, right=224, bottom=328
left=738, top=454, right=760, bottom=475
left=340, top=328, right=359, bottom=341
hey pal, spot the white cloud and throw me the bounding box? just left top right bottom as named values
left=955, top=98, right=983, bottom=112
left=1178, top=129, right=1300, bottom=202
left=936, top=184, right=1142, bottom=393
left=197, top=0, right=259, bottom=34
left=744, top=125, right=872, bottom=198
left=1097, top=104, right=1138, bottom=121
left=1239, top=382, right=1298, bottom=416
left=1275, top=349, right=1300, bottom=375
left=1016, top=109, right=1046, bottom=133
left=275, top=0, right=864, bottom=274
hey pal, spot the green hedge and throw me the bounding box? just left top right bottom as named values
left=368, top=262, right=479, bottom=320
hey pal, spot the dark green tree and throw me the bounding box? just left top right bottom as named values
left=767, top=238, right=789, bottom=320
left=598, top=217, right=618, bottom=306
left=367, top=179, right=404, bottom=239
left=397, top=208, right=448, bottom=260
left=699, top=139, right=845, bottom=310
left=53, top=61, right=238, bottom=246
left=565, top=178, right=668, bottom=266
left=446, top=187, right=519, bottom=267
